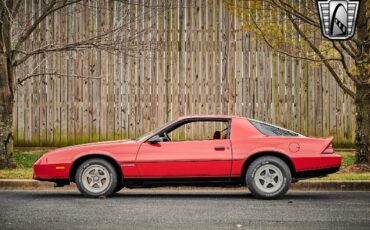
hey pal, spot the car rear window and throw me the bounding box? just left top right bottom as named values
left=248, top=119, right=301, bottom=137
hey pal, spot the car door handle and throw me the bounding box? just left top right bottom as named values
left=214, top=146, right=225, bottom=151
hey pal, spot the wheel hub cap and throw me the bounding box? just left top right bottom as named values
left=81, top=165, right=111, bottom=193
left=254, top=164, right=283, bottom=193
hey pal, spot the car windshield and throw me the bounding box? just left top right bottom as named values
left=248, top=119, right=303, bottom=137
left=136, top=120, right=176, bottom=141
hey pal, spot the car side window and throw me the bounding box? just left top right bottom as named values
left=167, top=120, right=230, bottom=142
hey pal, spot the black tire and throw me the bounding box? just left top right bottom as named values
left=246, top=156, right=291, bottom=199
left=75, top=158, right=118, bottom=198
left=113, top=183, right=123, bottom=194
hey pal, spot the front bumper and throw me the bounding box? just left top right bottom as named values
left=33, top=162, right=70, bottom=180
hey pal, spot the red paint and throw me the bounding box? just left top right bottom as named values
left=33, top=115, right=341, bottom=181
left=136, top=139, right=232, bottom=177
left=289, top=143, right=300, bottom=153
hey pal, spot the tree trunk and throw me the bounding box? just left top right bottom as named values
left=355, top=84, right=370, bottom=164
left=0, top=53, right=16, bottom=169
left=353, top=0, right=370, bottom=164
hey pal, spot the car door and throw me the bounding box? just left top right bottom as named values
left=135, top=119, right=232, bottom=178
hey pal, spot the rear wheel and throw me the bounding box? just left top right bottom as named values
left=246, top=156, right=291, bottom=199
left=75, top=158, right=118, bottom=198
left=113, top=183, right=123, bottom=194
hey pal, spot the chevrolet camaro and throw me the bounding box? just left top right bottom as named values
left=33, top=115, right=341, bottom=199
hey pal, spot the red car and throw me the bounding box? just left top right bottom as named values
left=33, top=115, right=341, bottom=199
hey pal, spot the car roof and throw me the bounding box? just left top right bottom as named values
left=177, top=115, right=244, bottom=120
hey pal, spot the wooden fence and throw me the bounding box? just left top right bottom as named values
left=14, top=0, right=356, bottom=147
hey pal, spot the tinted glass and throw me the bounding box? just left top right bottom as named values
left=168, top=121, right=229, bottom=141
left=249, top=119, right=300, bottom=137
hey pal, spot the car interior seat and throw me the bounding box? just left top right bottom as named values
left=213, top=131, right=221, bottom=139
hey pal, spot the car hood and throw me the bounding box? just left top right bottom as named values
left=43, top=139, right=136, bottom=156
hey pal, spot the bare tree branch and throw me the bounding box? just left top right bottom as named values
left=13, top=0, right=82, bottom=52
left=269, top=0, right=320, bottom=28
left=338, top=42, right=357, bottom=60
left=12, top=1, right=165, bottom=67
left=344, top=40, right=359, bottom=56
left=10, top=0, right=22, bottom=18
left=17, top=72, right=101, bottom=85
left=287, top=14, right=355, bottom=98
left=332, top=41, right=361, bottom=85
left=250, top=15, right=341, bottom=62
left=1, top=0, right=12, bottom=53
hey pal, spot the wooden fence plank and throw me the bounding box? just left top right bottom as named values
left=53, top=8, right=61, bottom=146
left=82, top=3, right=90, bottom=143
left=214, top=0, right=221, bottom=116
left=106, top=0, right=115, bottom=140
left=178, top=0, right=185, bottom=117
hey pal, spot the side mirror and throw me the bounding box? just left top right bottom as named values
left=148, top=135, right=161, bottom=144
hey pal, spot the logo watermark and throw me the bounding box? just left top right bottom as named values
left=317, top=0, right=359, bottom=40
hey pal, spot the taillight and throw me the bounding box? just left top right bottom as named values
left=322, top=144, right=334, bottom=154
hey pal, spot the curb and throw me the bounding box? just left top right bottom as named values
left=291, top=180, right=370, bottom=191
left=0, top=179, right=369, bottom=191
left=0, top=179, right=76, bottom=190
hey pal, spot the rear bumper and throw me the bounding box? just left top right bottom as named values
left=295, top=166, right=340, bottom=179
left=294, top=153, right=341, bottom=179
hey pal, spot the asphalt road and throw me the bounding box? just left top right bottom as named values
left=0, top=189, right=369, bottom=230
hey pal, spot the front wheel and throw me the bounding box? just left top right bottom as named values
left=75, top=158, right=118, bottom=198
left=246, top=156, right=291, bottom=199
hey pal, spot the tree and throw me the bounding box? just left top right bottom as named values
left=0, top=0, right=165, bottom=169
left=222, top=0, right=370, bottom=165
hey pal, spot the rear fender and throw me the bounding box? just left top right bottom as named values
left=240, top=150, right=295, bottom=177
left=321, top=137, right=334, bottom=153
